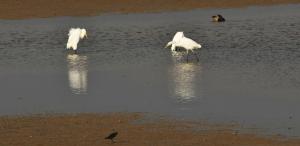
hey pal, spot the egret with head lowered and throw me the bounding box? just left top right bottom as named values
left=165, top=32, right=201, bottom=61
left=66, top=28, right=87, bottom=54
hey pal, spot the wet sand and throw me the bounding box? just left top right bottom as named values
left=0, top=113, right=299, bottom=146
left=1, top=0, right=299, bottom=19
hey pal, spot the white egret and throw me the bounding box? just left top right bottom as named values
left=165, top=32, right=201, bottom=62
left=66, top=28, right=87, bottom=54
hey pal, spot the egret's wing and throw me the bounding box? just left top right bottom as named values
left=180, top=37, right=201, bottom=48
left=172, top=32, right=184, bottom=43
left=68, top=28, right=77, bottom=36
left=68, top=30, right=78, bottom=42
left=184, top=37, right=199, bottom=44
left=67, top=29, right=81, bottom=49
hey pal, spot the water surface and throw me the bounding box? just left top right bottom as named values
left=0, top=4, right=300, bottom=136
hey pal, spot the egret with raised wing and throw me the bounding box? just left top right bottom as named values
left=66, top=28, right=87, bottom=54
left=165, top=32, right=201, bottom=62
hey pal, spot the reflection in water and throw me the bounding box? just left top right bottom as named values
left=170, top=51, right=202, bottom=103
left=67, top=54, right=88, bottom=94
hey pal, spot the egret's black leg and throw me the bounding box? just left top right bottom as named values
left=186, top=51, right=189, bottom=62
left=190, top=50, right=199, bottom=62
left=74, top=50, right=78, bottom=54
left=194, top=52, right=199, bottom=62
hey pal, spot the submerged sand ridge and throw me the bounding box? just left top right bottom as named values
left=1, top=0, right=300, bottom=19
left=0, top=113, right=299, bottom=146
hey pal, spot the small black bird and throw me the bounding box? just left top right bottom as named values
left=105, top=130, right=118, bottom=143
left=217, top=14, right=226, bottom=22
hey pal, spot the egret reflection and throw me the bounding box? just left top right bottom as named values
left=169, top=51, right=202, bottom=103
left=67, top=54, right=88, bottom=94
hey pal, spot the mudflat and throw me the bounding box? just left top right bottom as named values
left=1, top=0, right=299, bottom=19
left=0, top=113, right=299, bottom=146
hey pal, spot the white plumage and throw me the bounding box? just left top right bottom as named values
left=165, top=32, right=201, bottom=51
left=165, top=32, right=201, bottom=61
left=66, top=28, right=87, bottom=53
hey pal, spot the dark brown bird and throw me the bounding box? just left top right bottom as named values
left=105, top=130, right=118, bottom=143
left=212, top=14, right=226, bottom=22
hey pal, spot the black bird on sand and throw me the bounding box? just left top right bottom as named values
left=105, top=130, right=118, bottom=143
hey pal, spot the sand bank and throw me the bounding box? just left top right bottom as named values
left=1, top=0, right=299, bottom=19
left=0, top=113, right=299, bottom=146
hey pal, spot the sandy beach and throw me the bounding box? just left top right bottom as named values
left=0, top=0, right=299, bottom=19
left=0, top=113, right=299, bottom=146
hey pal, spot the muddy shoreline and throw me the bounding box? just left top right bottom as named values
left=1, top=0, right=299, bottom=19
left=0, top=113, right=299, bottom=146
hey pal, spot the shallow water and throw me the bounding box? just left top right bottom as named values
left=0, top=4, right=300, bottom=136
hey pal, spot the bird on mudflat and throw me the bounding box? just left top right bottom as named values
left=165, top=31, right=201, bottom=62
left=66, top=28, right=87, bottom=54
left=104, top=130, right=118, bottom=143
left=212, top=14, right=226, bottom=22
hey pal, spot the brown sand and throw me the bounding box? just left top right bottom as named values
left=0, top=113, right=299, bottom=146
left=1, top=0, right=300, bottom=19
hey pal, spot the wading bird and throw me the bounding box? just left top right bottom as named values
left=212, top=14, right=226, bottom=22
left=105, top=130, right=118, bottom=143
left=66, top=28, right=87, bottom=54
left=165, top=32, right=201, bottom=62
